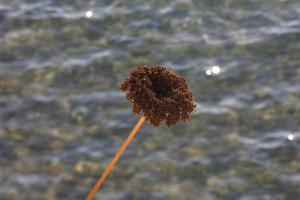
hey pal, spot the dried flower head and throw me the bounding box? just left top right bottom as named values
left=120, top=65, right=196, bottom=126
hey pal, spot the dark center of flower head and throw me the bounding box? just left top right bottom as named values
left=150, top=77, right=172, bottom=98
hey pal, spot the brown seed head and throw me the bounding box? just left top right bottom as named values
left=120, top=65, right=196, bottom=126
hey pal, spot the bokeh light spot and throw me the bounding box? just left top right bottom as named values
left=288, top=134, right=294, bottom=141
left=85, top=10, right=93, bottom=18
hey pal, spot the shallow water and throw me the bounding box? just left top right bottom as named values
left=0, top=0, right=300, bottom=199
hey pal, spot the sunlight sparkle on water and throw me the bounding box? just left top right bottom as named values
left=288, top=134, right=294, bottom=141
left=206, top=69, right=212, bottom=76
left=211, top=65, right=220, bottom=74
left=85, top=10, right=93, bottom=18
left=206, top=65, right=221, bottom=76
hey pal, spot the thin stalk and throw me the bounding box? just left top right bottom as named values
left=85, top=116, right=146, bottom=200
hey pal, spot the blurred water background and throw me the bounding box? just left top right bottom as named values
left=0, top=0, right=300, bottom=199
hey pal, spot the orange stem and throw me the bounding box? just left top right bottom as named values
left=85, top=116, right=146, bottom=200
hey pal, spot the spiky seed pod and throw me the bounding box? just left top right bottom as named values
left=120, top=65, right=196, bottom=126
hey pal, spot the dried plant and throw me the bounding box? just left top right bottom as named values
left=120, top=65, right=196, bottom=126
left=85, top=65, right=196, bottom=200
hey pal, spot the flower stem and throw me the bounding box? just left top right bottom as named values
left=85, top=116, right=146, bottom=200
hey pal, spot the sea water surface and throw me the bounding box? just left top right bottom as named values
left=0, top=0, right=300, bottom=200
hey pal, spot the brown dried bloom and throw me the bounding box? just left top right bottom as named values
left=120, top=65, right=196, bottom=126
